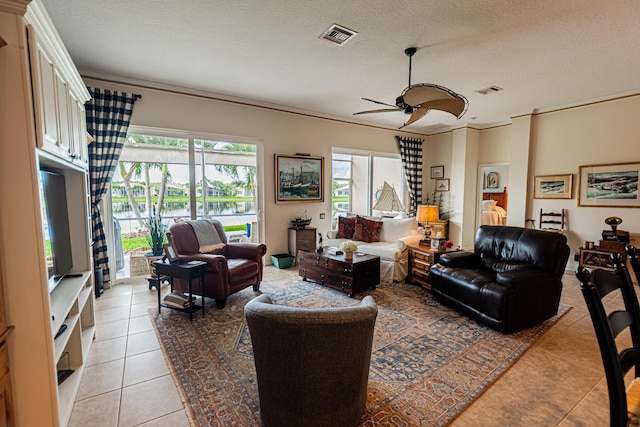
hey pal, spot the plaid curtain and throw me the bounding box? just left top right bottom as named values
left=86, top=88, right=140, bottom=284
left=396, top=136, right=424, bottom=216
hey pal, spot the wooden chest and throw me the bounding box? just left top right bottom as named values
left=297, top=250, right=380, bottom=297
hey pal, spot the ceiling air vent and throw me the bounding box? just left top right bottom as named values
left=320, top=24, right=357, bottom=46
left=475, top=85, right=503, bottom=95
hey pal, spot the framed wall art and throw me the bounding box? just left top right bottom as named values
left=486, top=171, right=499, bottom=189
left=534, top=174, right=573, bottom=199
left=275, top=153, right=324, bottom=203
left=430, top=165, right=444, bottom=179
left=435, top=178, right=450, bottom=192
left=577, top=162, right=639, bottom=207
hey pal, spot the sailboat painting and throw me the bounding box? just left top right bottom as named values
left=373, top=181, right=404, bottom=216
left=275, top=154, right=324, bottom=203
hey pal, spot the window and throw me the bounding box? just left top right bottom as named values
left=331, top=149, right=405, bottom=221
left=110, top=128, right=261, bottom=279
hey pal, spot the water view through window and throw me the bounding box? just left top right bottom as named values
left=112, top=133, right=259, bottom=278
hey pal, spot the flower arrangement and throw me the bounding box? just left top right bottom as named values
left=341, top=240, right=358, bottom=253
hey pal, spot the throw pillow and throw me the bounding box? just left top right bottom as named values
left=482, top=200, right=497, bottom=211
left=336, top=216, right=357, bottom=239
left=353, top=217, right=382, bottom=243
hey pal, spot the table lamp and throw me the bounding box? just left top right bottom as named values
left=417, top=205, right=439, bottom=239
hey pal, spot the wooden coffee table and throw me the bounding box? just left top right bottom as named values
left=297, top=249, right=380, bottom=297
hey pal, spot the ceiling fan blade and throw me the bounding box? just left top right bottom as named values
left=399, top=106, right=430, bottom=129
left=402, top=84, right=468, bottom=118
left=414, top=98, right=467, bottom=118
left=362, top=97, right=397, bottom=108
left=353, top=108, right=400, bottom=116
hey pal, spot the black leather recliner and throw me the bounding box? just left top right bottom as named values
left=429, top=226, right=570, bottom=333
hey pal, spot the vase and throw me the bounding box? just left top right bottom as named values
left=345, top=251, right=353, bottom=260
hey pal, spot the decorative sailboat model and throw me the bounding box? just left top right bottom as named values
left=373, top=181, right=404, bottom=217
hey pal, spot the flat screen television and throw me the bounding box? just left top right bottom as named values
left=39, top=170, right=73, bottom=292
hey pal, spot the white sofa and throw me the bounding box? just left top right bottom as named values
left=324, top=217, right=421, bottom=284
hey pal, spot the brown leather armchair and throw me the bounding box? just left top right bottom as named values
left=167, top=220, right=267, bottom=308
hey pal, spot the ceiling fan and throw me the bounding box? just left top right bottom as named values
left=354, top=47, right=468, bottom=129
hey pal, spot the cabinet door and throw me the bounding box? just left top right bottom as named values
left=54, top=71, right=71, bottom=156
left=69, top=94, right=89, bottom=165
left=33, top=43, right=59, bottom=150
left=79, top=104, right=88, bottom=164
left=68, top=91, right=82, bottom=161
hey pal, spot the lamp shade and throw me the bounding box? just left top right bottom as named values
left=417, top=205, right=439, bottom=223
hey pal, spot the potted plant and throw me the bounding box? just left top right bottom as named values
left=144, top=207, right=167, bottom=276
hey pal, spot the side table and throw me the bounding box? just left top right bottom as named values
left=288, top=226, right=316, bottom=265
left=407, top=245, right=455, bottom=289
left=153, top=260, right=206, bottom=320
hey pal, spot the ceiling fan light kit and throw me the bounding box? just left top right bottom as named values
left=354, top=47, right=468, bottom=129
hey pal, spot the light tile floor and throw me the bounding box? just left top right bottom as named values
left=70, top=266, right=618, bottom=426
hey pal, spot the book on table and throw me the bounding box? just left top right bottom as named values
left=163, top=291, right=197, bottom=309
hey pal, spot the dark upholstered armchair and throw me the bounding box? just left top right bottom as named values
left=244, top=294, right=378, bottom=427
left=429, top=225, right=570, bottom=333
left=167, top=220, right=266, bottom=308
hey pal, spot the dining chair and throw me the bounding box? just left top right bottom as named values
left=625, top=245, right=640, bottom=285
left=576, top=252, right=640, bottom=426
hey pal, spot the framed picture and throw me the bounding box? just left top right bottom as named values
left=534, top=174, right=573, bottom=199
left=163, top=243, right=179, bottom=263
left=486, top=171, right=499, bottom=189
left=578, top=162, right=640, bottom=207
left=435, top=178, right=450, bottom=191
left=430, top=165, right=444, bottom=179
left=275, top=153, right=324, bottom=203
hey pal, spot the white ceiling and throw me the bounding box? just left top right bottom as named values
left=41, top=0, right=640, bottom=134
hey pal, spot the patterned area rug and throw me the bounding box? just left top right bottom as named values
left=150, top=278, right=570, bottom=427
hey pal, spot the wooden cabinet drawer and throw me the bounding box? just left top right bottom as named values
left=411, top=250, right=434, bottom=264
left=413, top=259, right=431, bottom=270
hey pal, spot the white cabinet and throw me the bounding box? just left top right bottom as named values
left=0, top=1, right=93, bottom=425
left=28, top=15, right=88, bottom=167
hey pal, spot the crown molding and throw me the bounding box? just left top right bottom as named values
left=24, top=0, right=90, bottom=101
left=0, top=0, right=30, bottom=15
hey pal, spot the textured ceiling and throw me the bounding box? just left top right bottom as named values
left=41, top=0, right=640, bottom=134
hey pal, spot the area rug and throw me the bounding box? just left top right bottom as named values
left=149, top=278, right=570, bottom=427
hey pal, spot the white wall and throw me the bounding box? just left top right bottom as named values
left=529, top=95, right=640, bottom=269
left=85, top=78, right=640, bottom=271
left=84, top=78, right=425, bottom=260
left=426, top=94, right=640, bottom=270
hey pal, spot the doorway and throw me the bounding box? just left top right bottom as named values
left=476, top=164, right=509, bottom=230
